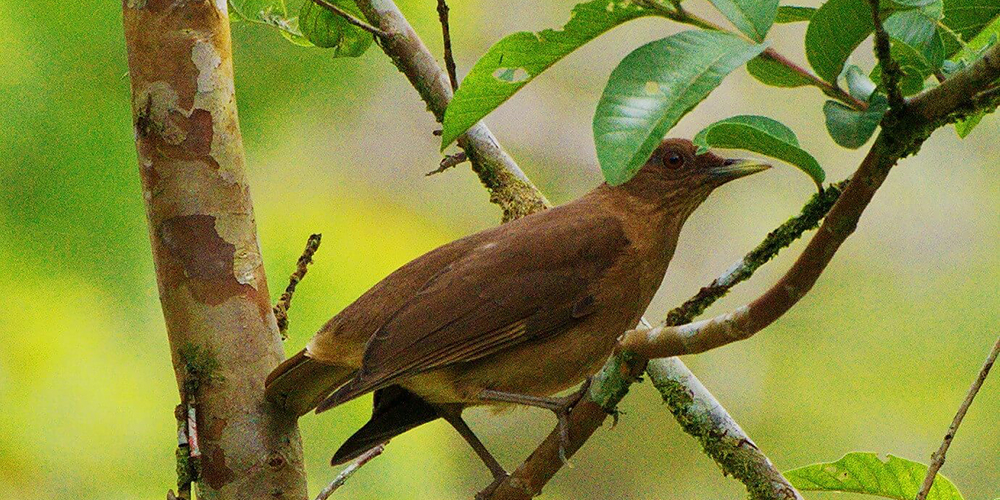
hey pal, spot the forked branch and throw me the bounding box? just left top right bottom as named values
left=491, top=41, right=1000, bottom=500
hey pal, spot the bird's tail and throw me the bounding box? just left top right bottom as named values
left=331, top=386, right=440, bottom=465
left=265, top=349, right=356, bottom=417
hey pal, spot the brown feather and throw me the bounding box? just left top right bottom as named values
left=265, top=349, right=355, bottom=416
left=317, top=211, right=630, bottom=410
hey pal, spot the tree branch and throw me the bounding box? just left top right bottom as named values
left=868, top=0, right=905, bottom=110
left=618, top=42, right=1000, bottom=359
left=915, top=333, right=1000, bottom=500
left=436, top=0, right=459, bottom=92
left=647, top=358, right=804, bottom=500
left=122, top=1, right=307, bottom=497
left=353, top=0, right=551, bottom=221
left=274, top=233, right=322, bottom=338
left=315, top=444, right=386, bottom=500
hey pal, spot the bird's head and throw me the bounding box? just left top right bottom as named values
left=620, top=138, right=770, bottom=213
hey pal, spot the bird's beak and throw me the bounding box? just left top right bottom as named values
left=707, top=158, right=771, bottom=184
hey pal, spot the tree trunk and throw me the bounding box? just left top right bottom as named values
left=122, top=1, right=308, bottom=498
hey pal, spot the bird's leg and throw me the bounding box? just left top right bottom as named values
left=436, top=406, right=509, bottom=498
left=478, top=377, right=592, bottom=465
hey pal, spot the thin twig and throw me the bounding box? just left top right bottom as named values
left=426, top=151, right=468, bottom=176
left=915, top=334, right=1000, bottom=500
left=311, top=0, right=391, bottom=39
left=760, top=49, right=868, bottom=110
left=436, top=0, right=459, bottom=91
left=315, top=444, right=386, bottom=500
left=868, top=0, right=905, bottom=110
left=273, top=234, right=322, bottom=338
left=352, top=0, right=550, bottom=222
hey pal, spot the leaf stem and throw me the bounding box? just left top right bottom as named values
left=760, top=49, right=869, bottom=110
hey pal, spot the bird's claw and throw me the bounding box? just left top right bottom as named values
left=553, top=377, right=592, bottom=466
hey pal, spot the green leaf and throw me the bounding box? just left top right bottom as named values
left=884, top=8, right=945, bottom=68
left=952, top=13, right=1000, bottom=61
left=746, top=54, right=814, bottom=87
left=229, top=0, right=287, bottom=22
left=693, top=115, right=825, bottom=188
left=948, top=17, right=1000, bottom=137
left=229, top=0, right=314, bottom=45
left=299, top=0, right=373, bottom=56
left=823, top=94, right=889, bottom=148
left=805, top=0, right=876, bottom=83
left=955, top=112, right=985, bottom=137
left=775, top=6, right=816, bottom=23
left=708, top=0, right=779, bottom=41
left=785, top=452, right=965, bottom=500
left=942, top=0, right=1000, bottom=42
left=892, top=0, right=939, bottom=7
left=845, top=64, right=877, bottom=101
left=593, top=31, right=766, bottom=185
left=871, top=41, right=934, bottom=95
left=440, top=0, right=659, bottom=149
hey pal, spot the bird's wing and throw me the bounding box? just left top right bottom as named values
left=319, top=212, right=630, bottom=408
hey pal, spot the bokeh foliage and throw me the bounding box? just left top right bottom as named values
left=1, top=0, right=999, bottom=499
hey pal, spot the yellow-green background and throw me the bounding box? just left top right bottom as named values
left=1, top=0, right=998, bottom=498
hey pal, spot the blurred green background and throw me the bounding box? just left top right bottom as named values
left=1, top=0, right=998, bottom=499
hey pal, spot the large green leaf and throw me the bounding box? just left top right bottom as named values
left=823, top=94, right=889, bottom=148
left=805, top=0, right=876, bottom=83
left=708, top=0, right=779, bottom=41
left=693, top=115, right=824, bottom=188
left=775, top=6, right=816, bottom=23
left=884, top=7, right=945, bottom=68
left=746, top=54, right=814, bottom=87
left=942, top=0, right=1000, bottom=42
left=593, top=31, right=766, bottom=185
left=785, top=452, right=965, bottom=500
left=805, top=0, right=948, bottom=83
left=299, top=0, right=373, bottom=56
left=440, top=0, right=660, bottom=149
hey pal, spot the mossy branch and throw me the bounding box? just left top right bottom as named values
left=663, top=181, right=847, bottom=327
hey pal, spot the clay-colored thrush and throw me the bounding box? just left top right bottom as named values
left=265, top=138, right=768, bottom=483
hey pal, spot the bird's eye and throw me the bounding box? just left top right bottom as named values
left=664, top=153, right=684, bottom=169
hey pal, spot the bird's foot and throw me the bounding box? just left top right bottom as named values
left=478, top=377, right=593, bottom=466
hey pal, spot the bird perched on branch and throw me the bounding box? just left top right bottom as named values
left=265, top=138, right=768, bottom=489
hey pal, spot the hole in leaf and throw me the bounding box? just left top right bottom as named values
left=492, top=67, right=530, bottom=83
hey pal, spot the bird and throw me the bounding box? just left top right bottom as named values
left=264, top=138, right=769, bottom=490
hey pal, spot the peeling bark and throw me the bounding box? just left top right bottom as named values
left=122, top=1, right=307, bottom=498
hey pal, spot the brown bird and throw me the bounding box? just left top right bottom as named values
left=265, top=138, right=768, bottom=487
